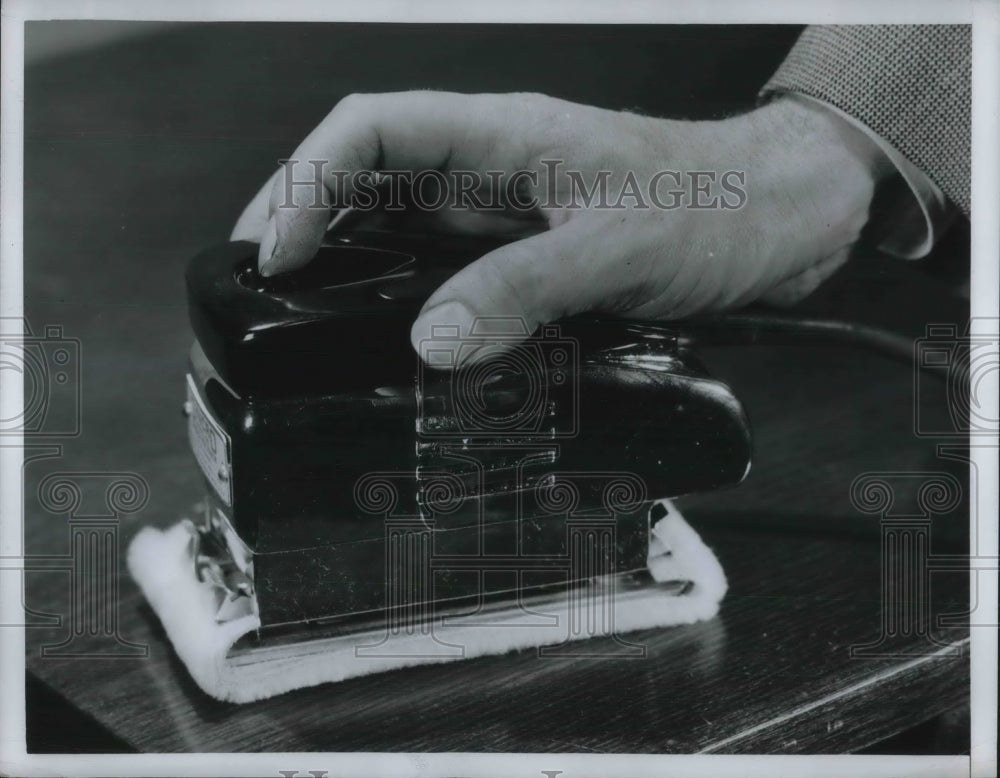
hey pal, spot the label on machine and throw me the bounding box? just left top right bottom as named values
left=185, top=373, right=233, bottom=507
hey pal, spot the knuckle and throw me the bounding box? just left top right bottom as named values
left=509, top=91, right=553, bottom=123
left=482, top=246, right=536, bottom=303
left=510, top=90, right=546, bottom=106
left=334, top=92, right=372, bottom=115
left=323, top=93, right=382, bottom=170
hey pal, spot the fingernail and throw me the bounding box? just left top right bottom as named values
left=258, top=218, right=278, bottom=276
left=410, top=301, right=477, bottom=369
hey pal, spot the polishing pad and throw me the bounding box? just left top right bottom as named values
left=127, top=499, right=726, bottom=703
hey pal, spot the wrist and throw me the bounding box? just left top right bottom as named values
left=776, top=92, right=895, bottom=182
left=739, top=95, right=887, bottom=253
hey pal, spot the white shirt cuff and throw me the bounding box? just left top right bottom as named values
left=789, top=92, right=956, bottom=260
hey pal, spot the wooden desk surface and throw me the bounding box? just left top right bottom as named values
left=20, top=23, right=970, bottom=754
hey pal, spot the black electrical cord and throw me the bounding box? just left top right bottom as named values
left=677, top=312, right=946, bottom=381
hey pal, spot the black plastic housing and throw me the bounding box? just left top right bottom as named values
left=185, top=231, right=752, bottom=633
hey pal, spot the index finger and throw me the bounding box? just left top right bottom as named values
left=260, top=90, right=554, bottom=275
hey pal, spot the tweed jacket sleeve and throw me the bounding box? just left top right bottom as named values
left=761, top=25, right=971, bottom=256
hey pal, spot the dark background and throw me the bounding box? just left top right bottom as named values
left=21, top=22, right=970, bottom=754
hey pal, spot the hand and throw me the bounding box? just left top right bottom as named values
left=231, top=91, right=889, bottom=360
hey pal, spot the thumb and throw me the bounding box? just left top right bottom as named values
left=409, top=224, right=608, bottom=364
left=758, top=246, right=852, bottom=307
